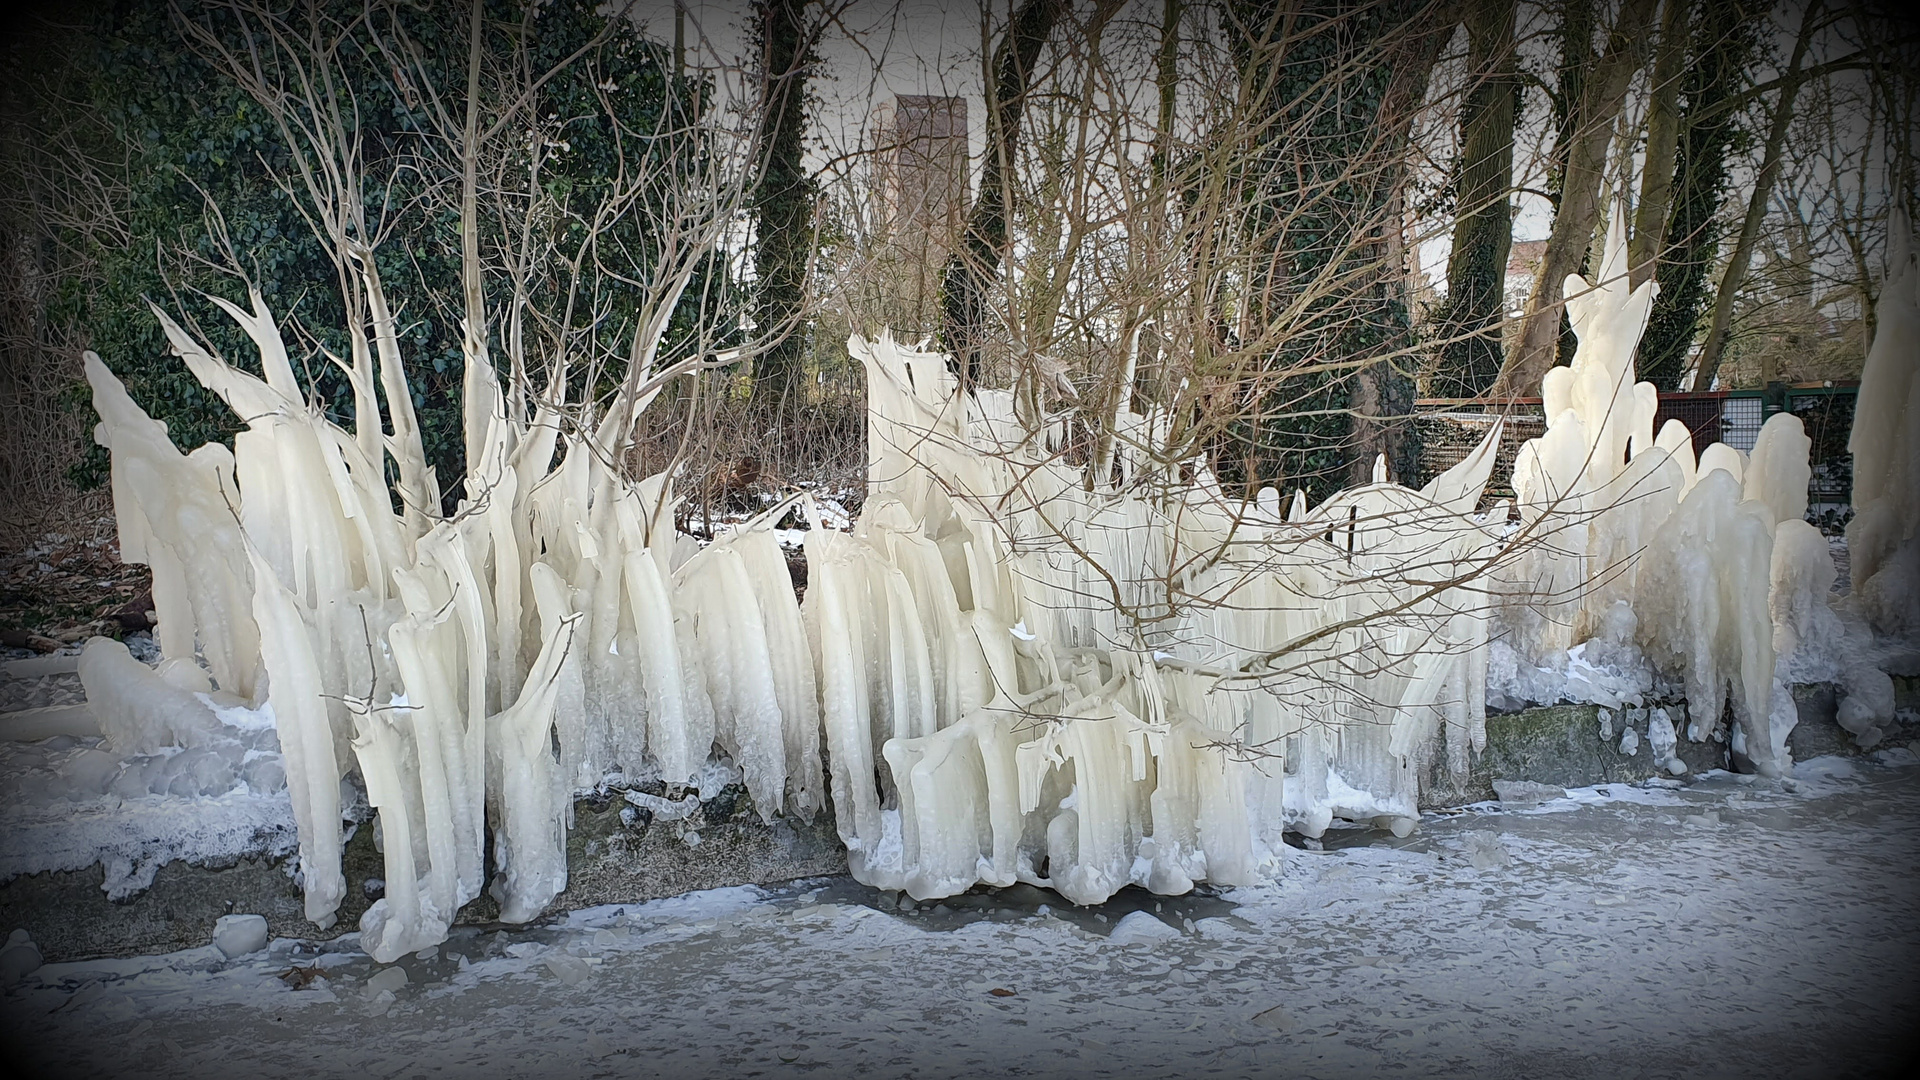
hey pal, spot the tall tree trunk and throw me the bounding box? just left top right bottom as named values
left=1628, top=0, right=1690, bottom=288
left=1495, top=0, right=1658, bottom=397
left=1347, top=10, right=1454, bottom=487
left=1690, top=0, right=1823, bottom=390
left=458, top=0, right=489, bottom=486
left=1431, top=0, right=1517, bottom=398
left=1544, top=0, right=1599, bottom=369
left=673, top=0, right=685, bottom=79
left=1098, top=0, right=1177, bottom=482
left=1152, top=0, right=1180, bottom=187
left=941, top=0, right=1070, bottom=392
left=1219, top=0, right=1449, bottom=498
left=1548, top=0, right=1596, bottom=211
left=751, top=0, right=814, bottom=409
left=1637, top=0, right=1764, bottom=390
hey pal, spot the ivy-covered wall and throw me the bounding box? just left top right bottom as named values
left=1223, top=0, right=1426, bottom=502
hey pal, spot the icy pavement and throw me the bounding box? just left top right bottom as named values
left=6, top=757, right=1918, bottom=1080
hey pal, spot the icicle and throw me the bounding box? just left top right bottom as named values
left=84, top=353, right=260, bottom=700
left=490, top=611, right=582, bottom=923
left=1744, top=413, right=1812, bottom=526
left=678, top=545, right=788, bottom=821
left=734, top=527, right=824, bottom=818
left=248, top=551, right=346, bottom=928
left=1634, top=471, right=1780, bottom=771
left=1845, top=208, right=1920, bottom=634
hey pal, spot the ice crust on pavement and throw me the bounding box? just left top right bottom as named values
left=49, top=196, right=1914, bottom=953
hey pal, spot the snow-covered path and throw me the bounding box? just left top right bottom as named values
left=7, top=756, right=1918, bottom=1080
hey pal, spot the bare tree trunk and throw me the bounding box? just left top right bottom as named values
left=1347, top=11, right=1454, bottom=487
left=941, top=0, right=1070, bottom=392
left=751, top=0, right=815, bottom=411
left=1637, top=0, right=1765, bottom=390
left=1690, top=0, right=1822, bottom=390
left=459, top=0, right=490, bottom=485
left=1152, top=0, right=1180, bottom=187
left=1495, top=0, right=1659, bottom=397
left=1628, top=0, right=1689, bottom=288
left=1431, top=0, right=1517, bottom=398
left=673, top=0, right=686, bottom=79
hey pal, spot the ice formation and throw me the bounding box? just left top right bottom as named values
left=1482, top=207, right=1863, bottom=777
left=805, top=329, right=1524, bottom=900
left=0, top=644, right=297, bottom=900
left=72, top=197, right=1875, bottom=929
left=0, top=929, right=41, bottom=986
left=1846, top=210, right=1920, bottom=639
left=80, top=274, right=819, bottom=959
left=212, top=913, right=269, bottom=959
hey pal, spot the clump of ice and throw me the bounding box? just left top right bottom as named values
left=1486, top=629, right=1655, bottom=713
left=213, top=914, right=269, bottom=959
left=1770, top=519, right=1847, bottom=683
left=78, top=637, right=227, bottom=756
left=1106, top=910, right=1183, bottom=946
left=1492, top=780, right=1566, bottom=805
left=0, top=646, right=297, bottom=899
left=543, top=952, right=593, bottom=985
left=1463, top=832, right=1511, bottom=870
left=1, top=929, right=42, bottom=985
left=1870, top=746, right=1918, bottom=767
left=1646, top=708, right=1682, bottom=774
left=1835, top=663, right=1896, bottom=748
left=363, top=965, right=408, bottom=1000
left=622, top=789, right=701, bottom=822
left=1634, top=472, right=1785, bottom=772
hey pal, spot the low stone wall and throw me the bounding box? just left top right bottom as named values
left=0, top=784, right=845, bottom=964
left=1419, top=703, right=1730, bottom=809
left=5, top=682, right=1910, bottom=963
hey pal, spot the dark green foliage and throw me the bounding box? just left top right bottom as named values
left=1223, top=0, right=1425, bottom=502
left=750, top=0, right=816, bottom=408
left=1639, top=0, right=1761, bottom=390
left=1431, top=1, right=1519, bottom=400
left=15, top=0, right=713, bottom=500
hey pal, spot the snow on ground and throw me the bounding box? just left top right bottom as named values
left=0, top=773, right=297, bottom=898
left=0, top=639, right=302, bottom=898
left=6, top=757, right=1917, bottom=1079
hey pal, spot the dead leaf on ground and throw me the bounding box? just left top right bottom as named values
left=278, top=965, right=324, bottom=990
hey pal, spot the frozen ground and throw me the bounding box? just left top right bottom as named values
left=6, top=755, right=1918, bottom=1080
left=0, top=637, right=300, bottom=898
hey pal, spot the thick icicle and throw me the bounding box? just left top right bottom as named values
left=490, top=611, right=582, bottom=923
